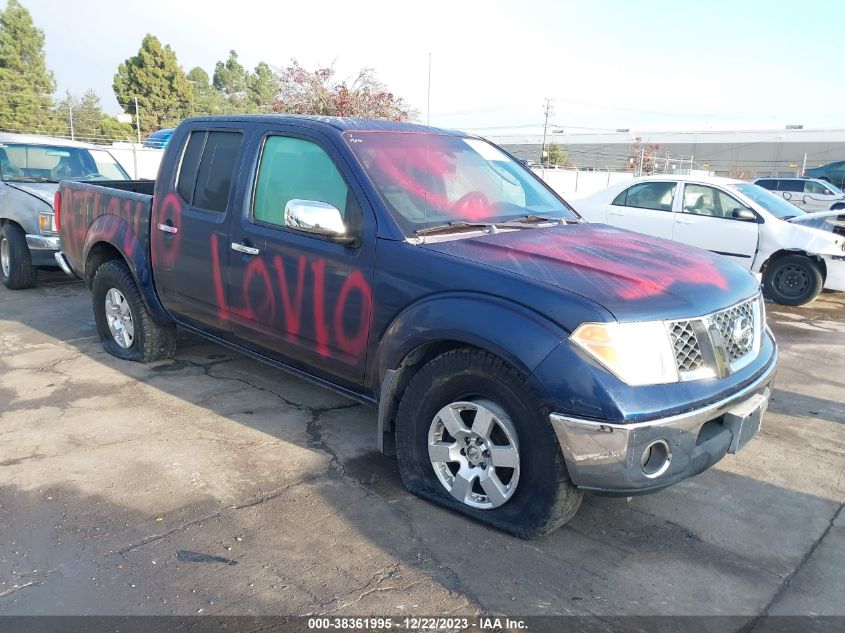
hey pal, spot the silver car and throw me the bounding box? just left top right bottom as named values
left=0, top=133, right=129, bottom=289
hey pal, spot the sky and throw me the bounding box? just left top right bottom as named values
left=22, top=0, right=845, bottom=137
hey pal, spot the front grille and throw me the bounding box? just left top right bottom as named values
left=667, top=294, right=761, bottom=380
left=669, top=320, right=704, bottom=373
left=711, top=299, right=756, bottom=363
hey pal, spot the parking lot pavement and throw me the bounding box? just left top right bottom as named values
left=0, top=271, right=843, bottom=617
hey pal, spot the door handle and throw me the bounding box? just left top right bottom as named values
left=231, top=242, right=260, bottom=256
left=157, top=223, right=178, bottom=234
left=676, top=216, right=694, bottom=224
left=608, top=210, right=625, bottom=216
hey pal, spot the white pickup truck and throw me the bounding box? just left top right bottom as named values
left=574, top=174, right=845, bottom=306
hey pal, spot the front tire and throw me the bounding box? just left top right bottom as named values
left=92, top=260, right=176, bottom=362
left=763, top=254, right=823, bottom=306
left=0, top=223, right=37, bottom=290
left=394, top=348, right=582, bottom=538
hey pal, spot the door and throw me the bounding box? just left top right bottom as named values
left=151, top=127, right=246, bottom=335
left=672, top=183, right=759, bottom=269
left=774, top=179, right=806, bottom=210
left=605, top=180, right=678, bottom=239
left=227, top=130, right=375, bottom=388
left=801, top=179, right=841, bottom=211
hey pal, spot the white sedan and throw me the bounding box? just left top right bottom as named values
left=573, top=175, right=845, bottom=306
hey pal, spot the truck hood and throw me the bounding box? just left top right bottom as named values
left=6, top=182, right=57, bottom=208
left=421, top=223, right=760, bottom=321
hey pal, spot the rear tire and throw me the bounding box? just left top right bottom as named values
left=763, top=254, right=823, bottom=306
left=394, top=348, right=582, bottom=538
left=92, top=260, right=176, bottom=362
left=0, top=223, right=37, bottom=290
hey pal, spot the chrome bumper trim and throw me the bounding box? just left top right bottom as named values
left=549, top=347, right=778, bottom=491
left=25, top=234, right=60, bottom=250
left=54, top=251, right=74, bottom=277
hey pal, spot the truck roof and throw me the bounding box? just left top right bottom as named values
left=181, top=114, right=466, bottom=136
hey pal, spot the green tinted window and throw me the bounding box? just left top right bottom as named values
left=253, top=136, right=349, bottom=227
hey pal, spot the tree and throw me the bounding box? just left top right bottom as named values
left=213, top=50, right=248, bottom=111
left=248, top=61, right=277, bottom=112
left=113, top=34, right=193, bottom=135
left=272, top=60, right=412, bottom=121
left=212, top=51, right=277, bottom=113
left=187, top=66, right=222, bottom=115
left=0, top=0, right=59, bottom=135
left=55, top=89, right=133, bottom=143
left=546, top=143, right=570, bottom=167
left=627, top=138, right=661, bottom=175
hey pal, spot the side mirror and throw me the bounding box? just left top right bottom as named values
left=732, top=208, right=757, bottom=221
left=284, top=199, right=357, bottom=245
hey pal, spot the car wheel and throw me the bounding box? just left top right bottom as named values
left=763, top=254, right=823, bottom=306
left=394, top=348, right=582, bottom=538
left=92, top=259, right=176, bottom=362
left=0, top=223, right=37, bottom=290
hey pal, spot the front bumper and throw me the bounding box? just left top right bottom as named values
left=549, top=346, right=778, bottom=495
left=25, top=234, right=60, bottom=268
left=822, top=255, right=845, bottom=292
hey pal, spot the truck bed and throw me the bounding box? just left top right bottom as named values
left=58, top=180, right=155, bottom=279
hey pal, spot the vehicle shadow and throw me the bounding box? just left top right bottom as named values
left=769, top=388, right=845, bottom=426
left=1, top=274, right=843, bottom=617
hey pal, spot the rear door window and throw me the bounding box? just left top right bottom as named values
left=176, top=130, right=243, bottom=213
left=613, top=181, right=676, bottom=211
left=755, top=179, right=776, bottom=190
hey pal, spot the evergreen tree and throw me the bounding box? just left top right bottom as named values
left=113, top=34, right=193, bottom=135
left=213, top=50, right=248, bottom=111
left=56, top=89, right=133, bottom=143
left=248, top=61, right=277, bottom=112
left=0, top=0, right=59, bottom=134
left=186, top=66, right=222, bottom=115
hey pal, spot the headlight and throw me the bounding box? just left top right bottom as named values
left=39, top=212, right=57, bottom=233
left=571, top=321, right=678, bottom=386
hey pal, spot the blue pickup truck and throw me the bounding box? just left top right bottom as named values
left=56, top=116, right=778, bottom=537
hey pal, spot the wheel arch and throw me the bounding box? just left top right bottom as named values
left=761, top=248, right=827, bottom=282
left=83, top=219, right=172, bottom=327
left=371, top=293, right=567, bottom=454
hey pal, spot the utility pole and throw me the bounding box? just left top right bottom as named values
left=67, top=90, right=75, bottom=141
left=541, top=98, right=554, bottom=166
left=426, top=53, right=432, bottom=127
left=134, top=96, right=142, bottom=144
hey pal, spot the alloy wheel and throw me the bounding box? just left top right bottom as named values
left=104, top=288, right=135, bottom=349
left=427, top=399, right=520, bottom=509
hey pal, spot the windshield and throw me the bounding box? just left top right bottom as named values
left=0, top=143, right=129, bottom=183
left=344, top=131, right=578, bottom=235
left=730, top=182, right=807, bottom=220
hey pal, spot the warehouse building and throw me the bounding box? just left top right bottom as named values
left=490, top=127, right=845, bottom=178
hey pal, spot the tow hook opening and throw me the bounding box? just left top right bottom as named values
left=640, top=440, right=672, bottom=478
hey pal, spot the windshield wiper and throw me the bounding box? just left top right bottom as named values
left=4, top=176, right=59, bottom=183
left=415, top=216, right=571, bottom=237
left=415, top=222, right=497, bottom=237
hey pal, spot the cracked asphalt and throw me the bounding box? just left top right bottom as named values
left=0, top=272, right=843, bottom=617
